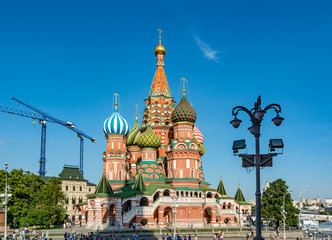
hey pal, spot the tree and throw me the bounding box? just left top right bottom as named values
left=261, top=178, right=299, bottom=227
left=0, top=169, right=65, bottom=227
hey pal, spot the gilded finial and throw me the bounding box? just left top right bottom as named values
left=266, top=176, right=268, bottom=182
left=135, top=104, right=139, bottom=120
left=155, top=29, right=166, bottom=55
left=220, top=171, right=223, bottom=180
left=180, top=77, right=188, bottom=96
left=158, top=29, right=163, bottom=42
left=238, top=180, right=241, bottom=188
left=114, top=93, right=119, bottom=110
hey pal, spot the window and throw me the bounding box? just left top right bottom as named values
left=173, top=160, right=176, bottom=169
left=66, top=198, right=69, bottom=204
left=72, top=198, right=76, bottom=204
left=89, top=188, right=91, bottom=192
left=66, top=186, right=68, bottom=191
left=119, top=171, right=122, bottom=180
left=186, top=159, right=190, bottom=169
left=80, top=186, right=82, bottom=191
left=73, top=186, right=75, bottom=191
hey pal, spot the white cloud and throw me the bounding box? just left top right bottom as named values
left=194, top=37, right=222, bottom=65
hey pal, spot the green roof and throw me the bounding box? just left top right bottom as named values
left=217, top=177, right=227, bottom=196
left=95, top=173, right=113, bottom=194
left=234, top=184, right=246, bottom=203
left=133, top=172, right=146, bottom=192
left=59, top=165, right=84, bottom=181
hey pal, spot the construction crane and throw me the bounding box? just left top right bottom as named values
left=0, top=97, right=96, bottom=176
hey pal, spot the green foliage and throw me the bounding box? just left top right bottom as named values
left=0, top=169, right=65, bottom=227
left=261, top=178, right=299, bottom=227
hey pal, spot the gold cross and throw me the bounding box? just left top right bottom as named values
left=158, top=29, right=163, bottom=40
left=114, top=93, right=119, bottom=109
left=135, top=104, right=139, bottom=118
left=180, top=77, right=188, bottom=95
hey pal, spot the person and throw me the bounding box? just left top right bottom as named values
left=133, top=222, right=136, bottom=231
left=188, top=234, right=191, bottom=240
left=162, top=233, right=166, bottom=240
left=21, top=229, right=25, bottom=240
left=246, top=233, right=249, bottom=240
left=194, top=235, right=198, bottom=240
left=214, top=233, right=217, bottom=240
left=184, top=235, right=187, bottom=240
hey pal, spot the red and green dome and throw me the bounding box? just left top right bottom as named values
left=171, top=96, right=197, bottom=124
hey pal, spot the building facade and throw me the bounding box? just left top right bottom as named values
left=74, top=35, right=251, bottom=229
left=44, top=165, right=96, bottom=221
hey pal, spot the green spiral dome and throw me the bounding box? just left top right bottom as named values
left=127, top=118, right=141, bottom=146
left=137, top=125, right=161, bottom=148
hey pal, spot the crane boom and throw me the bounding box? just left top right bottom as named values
left=11, top=97, right=95, bottom=142
left=1, top=98, right=96, bottom=176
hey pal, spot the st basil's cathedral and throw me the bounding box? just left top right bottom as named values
left=74, top=34, right=251, bottom=229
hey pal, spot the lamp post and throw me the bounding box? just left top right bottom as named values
left=282, top=190, right=293, bottom=239
left=171, top=194, right=178, bottom=239
left=298, top=189, right=308, bottom=229
left=3, top=163, right=12, bottom=239
left=231, top=96, right=284, bottom=240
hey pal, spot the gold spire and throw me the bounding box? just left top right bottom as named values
left=238, top=180, right=241, bottom=188
left=135, top=104, right=139, bottom=120
left=180, top=77, right=188, bottom=96
left=220, top=171, right=223, bottom=180
left=154, top=29, right=166, bottom=55
left=114, top=93, right=119, bottom=110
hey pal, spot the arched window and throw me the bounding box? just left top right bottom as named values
left=194, top=192, right=198, bottom=197
left=140, top=197, right=149, bottom=206
left=223, top=202, right=226, bottom=209
left=163, top=190, right=170, bottom=196
left=80, top=186, right=82, bottom=191
left=199, top=192, right=202, bottom=198
left=228, top=203, right=231, bottom=209
left=207, top=192, right=212, bottom=198
left=185, top=191, right=189, bottom=197
left=73, top=186, right=75, bottom=191
left=190, top=192, right=193, bottom=197
left=153, top=191, right=160, bottom=202
left=181, top=191, right=184, bottom=197
left=215, top=194, right=219, bottom=199
left=122, top=200, right=131, bottom=213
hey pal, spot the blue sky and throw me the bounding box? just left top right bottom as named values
left=0, top=0, right=332, bottom=200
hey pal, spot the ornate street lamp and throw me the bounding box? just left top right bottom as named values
left=231, top=96, right=284, bottom=240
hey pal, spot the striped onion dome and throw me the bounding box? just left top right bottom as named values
left=171, top=96, right=197, bottom=124
left=193, top=126, right=204, bottom=144
left=103, top=109, right=129, bottom=135
left=127, top=116, right=141, bottom=146
left=137, top=125, right=161, bottom=148
left=198, top=142, right=205, bottom=155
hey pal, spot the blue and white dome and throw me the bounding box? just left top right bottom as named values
left=103, top=109, right=129, bottom=135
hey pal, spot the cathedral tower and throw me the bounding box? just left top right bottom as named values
left=142, top=31, right=175, bottom=173
left=102, top=94, right=130, bottom=189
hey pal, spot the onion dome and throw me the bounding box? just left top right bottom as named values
left=103, top=109, right=129, bottom=135
left=154, top=37, right=166, bottom=55
left=137, top=125, right=161, bottom=148
left=127, top=115, right=141, bottom=146
left=194, top=126, right=204, bottom=144
left=171, top=96, right=197, bottom=124
left=198, top=142, right=205, bottom=155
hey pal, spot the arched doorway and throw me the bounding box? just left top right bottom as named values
left=141, top=218, right=149, bottom=226
left=163, top=207, right=173, bottom=226
left=204, top=207, right=212, bottom=224
left=224, top=218, right=231, bottom=224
